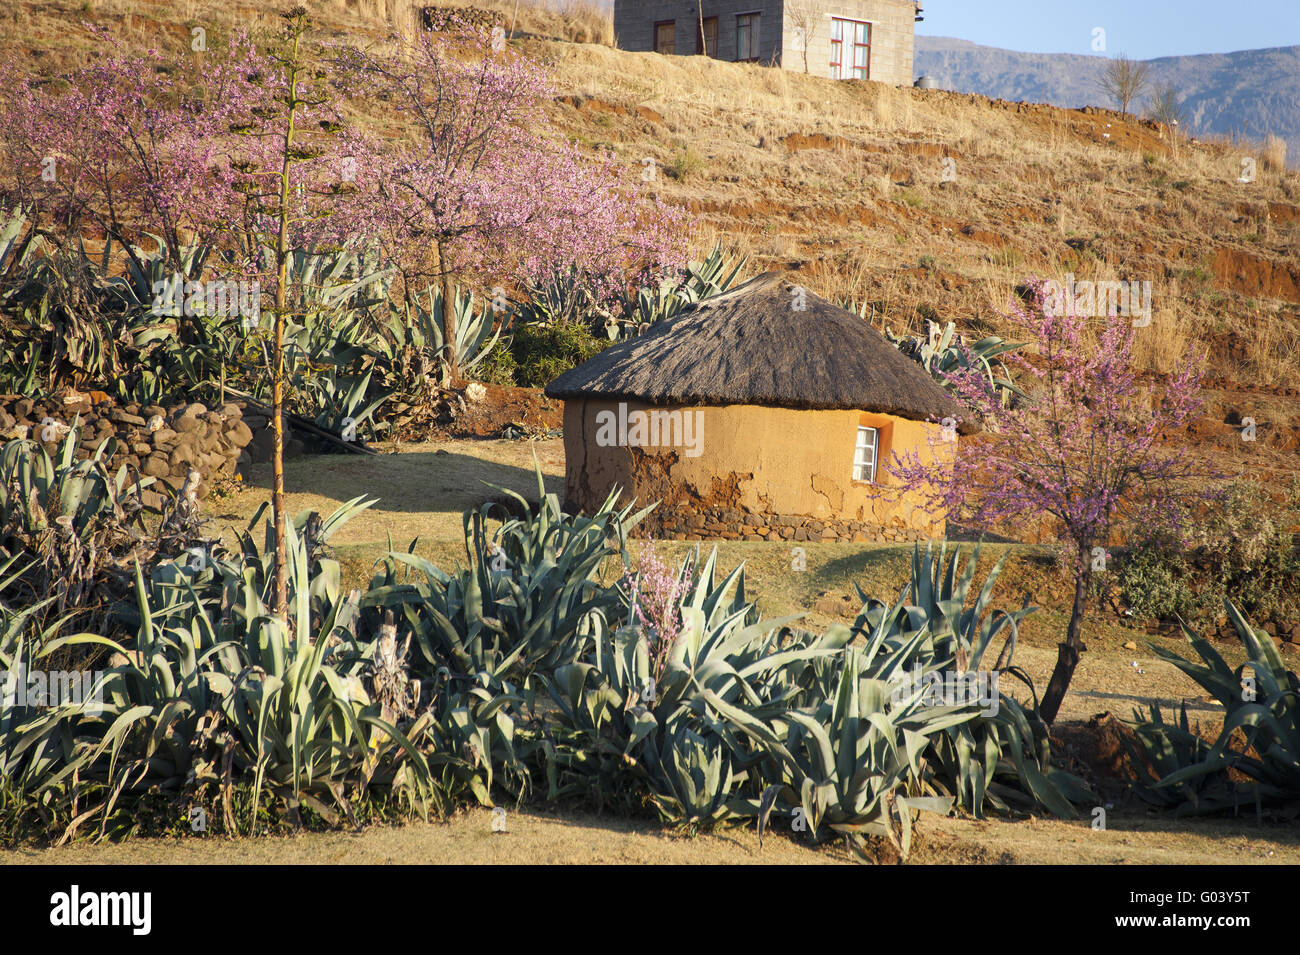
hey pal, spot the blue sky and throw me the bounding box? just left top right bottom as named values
left=915, top=0, right=1300, bottom=58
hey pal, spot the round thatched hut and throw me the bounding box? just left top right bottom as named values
left=544, top=272, right=974, bottom=542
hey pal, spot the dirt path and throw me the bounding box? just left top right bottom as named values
left=6, top=806, right=1298, bottom=865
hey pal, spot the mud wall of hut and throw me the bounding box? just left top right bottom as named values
left=562, top=399, right=953, bottom=541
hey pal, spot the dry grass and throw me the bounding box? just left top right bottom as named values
left=539, top=40, right=1300, bottom=391
left=1264, top=134, right=1289, bottom=174
left=7, top=802, right=1300, bottom=864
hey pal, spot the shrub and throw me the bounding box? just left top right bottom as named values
left=509, top=320, right=606, bottom=387
left=1115, top=479, right=1300, bottom=630
left=472, top=346, right=519, bottom=386
left=664, top=147, right=704, bottom=182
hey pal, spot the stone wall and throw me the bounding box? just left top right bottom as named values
left=0, top=394, right=253, bottom=508
left=420, top=5, right=502, bottom=32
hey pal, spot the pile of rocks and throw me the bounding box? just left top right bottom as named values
left=0, top=394, right=254, bottom=508
left=652, top=506, right=929, bottom=543
left=419, top=5, right=502, bottom=33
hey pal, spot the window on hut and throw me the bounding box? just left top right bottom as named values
left=853, top=426, right=879, bottom=482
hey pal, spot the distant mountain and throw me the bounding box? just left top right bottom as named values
left=914, top=37, right=1300, bottom=160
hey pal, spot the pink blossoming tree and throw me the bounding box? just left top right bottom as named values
left=891, top=283, right=1213, bottom=723
left=335, top=21, right=689, bottom=379
left=0, top=25, right=266, bottom=277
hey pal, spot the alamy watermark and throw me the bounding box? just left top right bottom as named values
left=1, top=664, right=106, bottom=714
left=594, top=403, right=703, bottom=458
left=49, top=885, right=151, bottom=935
left=889, top=665, right=1000, bottom=716
left=1041, top=273, right=1152, bottom=327
left=151, top=274, right=261, bottom=327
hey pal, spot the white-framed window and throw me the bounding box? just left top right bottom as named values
left=736, top=12, right=761, bottom=61
left=853, top=426, right=879, bottom=482
left=830, top=17, right=870, bottom=80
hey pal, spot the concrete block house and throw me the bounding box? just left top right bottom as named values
left=613, top=0, right=923, bottom=86
left=545, top=273, right=974, bottom=543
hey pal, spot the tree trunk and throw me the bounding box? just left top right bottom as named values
left=1039, top=566, right=1090, bottom=724
left=435, top=239, right=458, bottom=383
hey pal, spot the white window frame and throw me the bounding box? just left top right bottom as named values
left=853, top=426, right=879, bottom=483
left=736, top=11, right=762, bottom=62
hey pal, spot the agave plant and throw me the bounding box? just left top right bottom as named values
left=540, top=548, right=815, bottom=823
left=607, top=245, right=749, bottom=341
left=366, top=462, right=649, bottom=680
left=0, top=497, right=527, bottom=842
left=0, top=424, right=162, bottom=641
left=854, top=542, right=1087, bottom=817
left=516, top=263, right=610, bottom=329
left=1129, top=600, right=1300, bottom=810
left=885, top=320, right=1025, bottom=407
left=100, top=232, right=213, bottom=319
left=0, top=207, right=45, bottom=302
left=303, top=368, right=390, bottom=446
left=378, top=284, right=504, bottom=389
left=276, top=245, right=393, bottom=315
left=714, top=648, right=970, bottom=858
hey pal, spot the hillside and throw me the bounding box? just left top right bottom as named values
left=4, top=0, right=1299, bottom=488
left=915, top=36, right=1300, bottom=161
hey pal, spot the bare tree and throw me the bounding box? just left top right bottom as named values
left=787, top=0, right=830, bottom=74
left=1098, top=53, right=1151, bottom=119
left=1147, top=82, right=1184, bottom=128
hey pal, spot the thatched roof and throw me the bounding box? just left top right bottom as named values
left=545, top=272, right=975, bottom=432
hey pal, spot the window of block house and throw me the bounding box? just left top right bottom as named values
left=697, top=16, right=718, bottom=57
left=654, top=20, right=675, bottom=55
left=829, top=18, right=870, bottom=79
left=736, top=12, right=761, bottom=61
